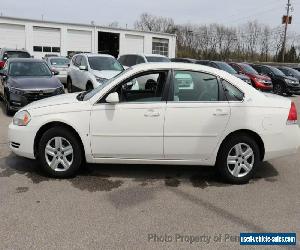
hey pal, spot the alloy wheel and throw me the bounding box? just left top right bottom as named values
left=227, top=143, right=254, bottom=178
left=45, top=137, right=74, bottom=172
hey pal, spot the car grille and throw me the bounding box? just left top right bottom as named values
left=24, top=89, right=57, bottom=102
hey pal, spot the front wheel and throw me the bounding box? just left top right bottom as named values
left=5, top=95, right=13, bottom=116
left=216, top=134, right=260, bottom=184
left=273, top=84, right=283, bottom=95
left=67, top=77, right=73, bottom=93
left=37, top=126, right=83, bottom=178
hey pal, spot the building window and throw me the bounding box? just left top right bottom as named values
left=52, top=47, right=61, bottom=53
left=152, top=38, right=169, bottom=57
left=43, top=46, right=51, bottom=52
left=33, top=46, right=42, bottom=52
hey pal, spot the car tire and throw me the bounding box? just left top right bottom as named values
left=67, top=77, right=73, bottom=93
left=5, top=94, right=13, bottom=116
left=273, top=83, right=283, bottom=95
left=216, top=134, right=260, bottom=184
left=37, top=126, right=83, bottom=178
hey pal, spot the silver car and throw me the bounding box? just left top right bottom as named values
left=45, top=57, right=70, bottom=85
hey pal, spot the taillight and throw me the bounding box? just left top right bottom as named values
left=287, top=102, right=298, bottom=124
left=0, top=61, right=5, bottom=69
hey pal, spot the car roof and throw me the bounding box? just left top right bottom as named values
left=120, top=53, right=167, bottom=58
left=8, top=58, right=45, bottom=63
left=1, top=48, right=29, bottom=52
left=79, top=53, right=115, bottom=58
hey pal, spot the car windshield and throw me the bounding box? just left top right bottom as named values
left=4, top=51, right=30, bottom=60
left=214, top=62, right=237, bottom=74
left=88, top=57, right=123, bottom=71
left=50, top=58, right=70, bottom=66
left=270, top=66, right=286, bottom=76
left=282, top=67, right=300, bottom=77
left=9, top=62, right=52, bottom=77
left=146, top=56, right=170, bottom=62
left=240, top=64, right=258, bottom=74
left=82, top=68, right=131, bottom=101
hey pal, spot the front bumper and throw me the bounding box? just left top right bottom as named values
left=286, top=84, right=300, bottom=94
left=254, top=81, right=273, bottom=91
left=8, top=91, right=63, bottom=111
left=8, top=122, right=37, bottom=159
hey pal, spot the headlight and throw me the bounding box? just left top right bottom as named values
left=95, top=76, right=108, bottom=83
left=13, top=110, right=31, bottom=126
left=9, top=87, right=24, bottom=95
left=285, top=79, right=298, bottom=85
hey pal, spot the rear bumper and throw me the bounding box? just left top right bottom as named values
left=263, top=124, right=300, bottom=161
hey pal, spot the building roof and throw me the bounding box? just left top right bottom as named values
left=0, top=16, right=176, bottom=37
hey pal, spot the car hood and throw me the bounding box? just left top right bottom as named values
left=91, top=69, right=121, bottom=79
left=284, top=76, right=299, bottom=82
left=24, top=93, right=80, bottom=110
left=10, top=76, right=62, bottom=89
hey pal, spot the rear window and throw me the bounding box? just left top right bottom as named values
left=3, top=51, right=30, bottom=60
left=50, top=58, right=70, bottom=66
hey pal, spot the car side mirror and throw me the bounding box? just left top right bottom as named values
left=52, top=70, right=59, bottom=76
left=79, top=65, right=88, bottom=71
left=105, top=92, right=119, bottom=104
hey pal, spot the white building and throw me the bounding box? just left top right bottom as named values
left=0, top=16, right=176, bottom=59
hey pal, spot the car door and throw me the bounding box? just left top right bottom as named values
left=90, top=70, right=170, bottom=159
left=164, top=70, right=231, bottom=162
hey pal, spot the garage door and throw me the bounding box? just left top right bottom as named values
left=67, top=29, right=92, bottom=53
left=124, top=34, right=144, bottom=54
left=0, top=23, right=26, bottom=49
left=33, top=26, right=60, bottom=47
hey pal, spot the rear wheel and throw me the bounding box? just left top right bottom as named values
left=37, top=126, right=83, bottom=178
left=67, top=77, right=73, bottom=93
left=216, top=134, right=260, bottom=184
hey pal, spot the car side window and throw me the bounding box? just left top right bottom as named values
left=80, top=56, right=88, bottom=67
left=75, top=55, right=82, bottom=67
left=172, top=71, right=219, bottom=102
left=222, top=80, right=244, bottom=101
left=111, top=71, right=169, bottom=103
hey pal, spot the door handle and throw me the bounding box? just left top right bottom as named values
left=144, top=110, right=160, bottom=117
left=213, top=109, right=229, bottom=116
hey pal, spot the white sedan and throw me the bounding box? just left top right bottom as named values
left=8, top=63, right=300, bottom=184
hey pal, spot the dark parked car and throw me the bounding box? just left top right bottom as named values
left=170, top=58, right=198, bottom=63
left=251, top=64, right=300, bottom=96
left=0, top=48, right=31, bottom=69
left=197, top=60, right=252, bottom=85
left=276, top=66, right=300, bottom=81
left=0, top=58, right=64, bottom=115
left=229, top=62, right=273, bottom=91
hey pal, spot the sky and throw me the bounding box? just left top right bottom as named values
left=1, top=0, right=299, bottom=32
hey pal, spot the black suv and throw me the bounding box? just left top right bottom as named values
left=0, top=48, right=31, bottom=69
left=251, top=64, right=300, bottom=95
left=0, top=58, right=64, bottom=115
